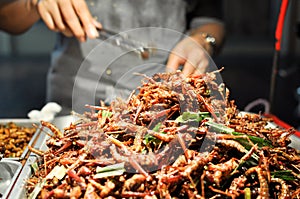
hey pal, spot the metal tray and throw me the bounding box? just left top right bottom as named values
left=6, top=156, right=37, bottom=199
left=0, top=159, right=23, bottom=199
left=0, top=119, right=41, bottom=161
left=8, top=115, right=78, bottom=199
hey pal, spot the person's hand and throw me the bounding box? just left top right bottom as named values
left=35, top=0, right=102, bottom=42
left=166, top=35, right=212, bottom=77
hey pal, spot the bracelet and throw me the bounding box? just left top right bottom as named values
left=199, top=32, right=217, bottom=56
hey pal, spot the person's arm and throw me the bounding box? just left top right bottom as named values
left=0, top=0, right=40, bottom=34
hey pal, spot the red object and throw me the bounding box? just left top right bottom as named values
left=269, top=0, right=290, bottom=113
left=275, top=0, right=289, bottom=51
left=264, top=113, right=300, bottom=137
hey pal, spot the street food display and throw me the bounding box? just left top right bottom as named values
left=20, top=71, right=300, bottom=198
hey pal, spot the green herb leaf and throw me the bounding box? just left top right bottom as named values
left=143, top=133, right=161, bottom=145
left=175, top=112, right=210, bottom=123
left=205, top=119, right=234, bottom=134
left=232, top=132, right=273, bottom=148
left=271, top=170, right=295, bottom=181
left=96, top=162, right=125, bottom=173
left=205, top=120, right=273, bottom=148
left=152, top=123, right=162, bottom=132
left=94, top=162, right=126, bottom=179
left=101, top=110, right=113, bottom=118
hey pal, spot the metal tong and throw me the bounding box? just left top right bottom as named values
left=97, top=28, right=154, bottom=60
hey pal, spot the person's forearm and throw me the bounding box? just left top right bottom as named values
left=190, top=22, right=226, bottom=56
left=0, top=0, right=40, bottom=34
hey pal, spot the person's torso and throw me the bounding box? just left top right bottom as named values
left=87, top=0, right=187, bottom=32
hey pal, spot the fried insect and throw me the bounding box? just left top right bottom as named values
left=0, top=122, right=36, bottom=158
left=26, top=71, right=300, bottom=199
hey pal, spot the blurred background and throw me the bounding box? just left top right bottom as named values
left=0, top=0, right=299, bottom=128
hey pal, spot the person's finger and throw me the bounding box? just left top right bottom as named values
left=37, top=4, right=56, bottom=31
left=194, top=58, right=209, bottom=75
left=72, top=0, right=99, bottom=38
left=181, top=49, right=201, bottom=76
left=58, top=0, right=85, bottom=42
left=165, top=52, right=185, bottom=73
left=37, top=0, right=65, bottom=31
left=46, top=3, right=65, bottom=31
left=182, top=60, right=196, bottom=77
left=194, top=49, right=210, bottom=75
left=61, top=27, right=73, bottom=37
left=92, top=18, right=102, bottom=29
